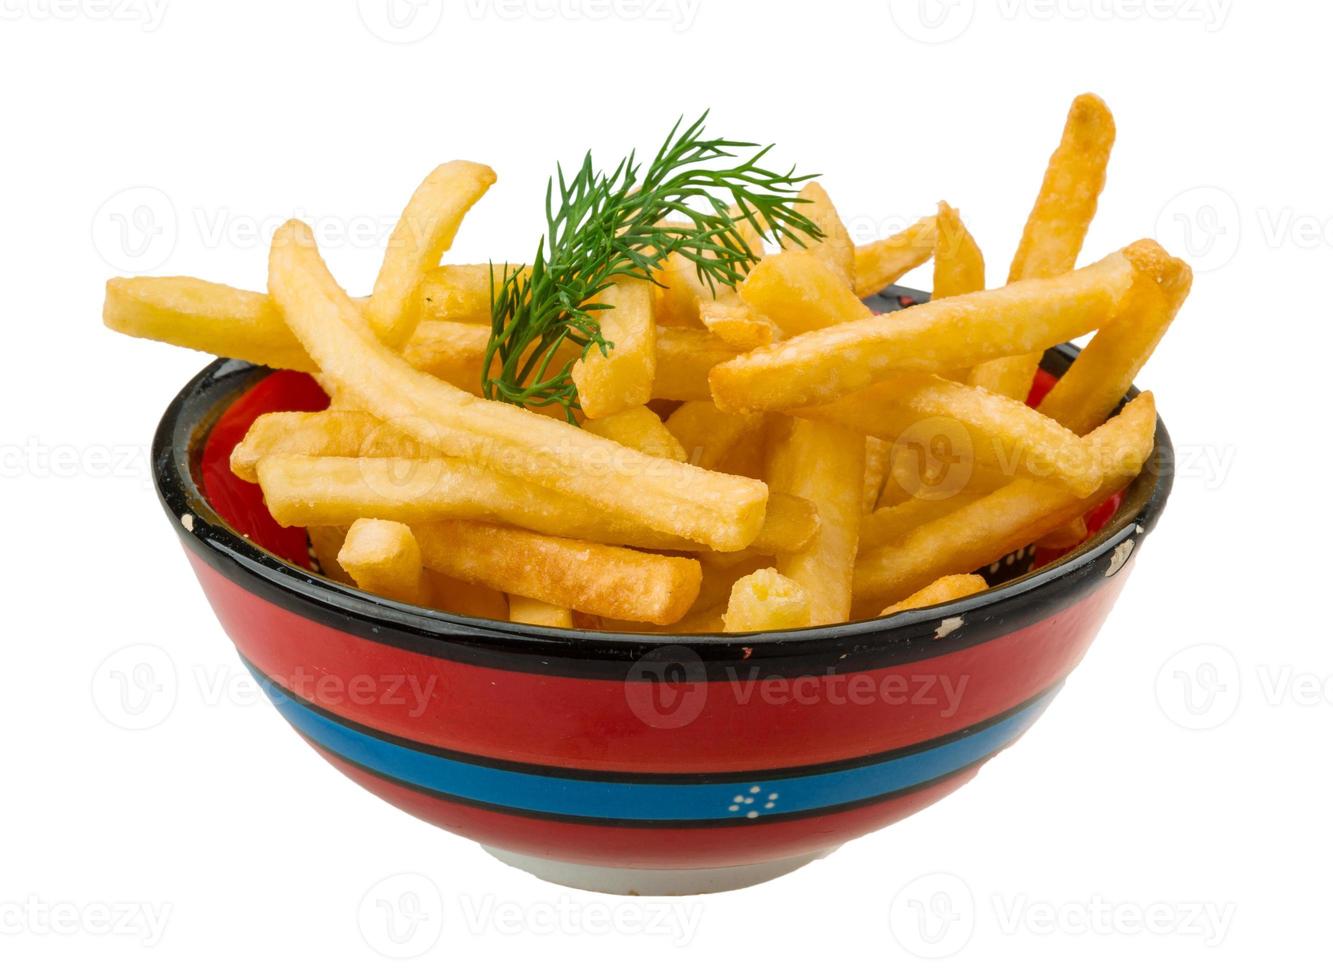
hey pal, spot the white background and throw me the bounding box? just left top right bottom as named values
left=1, top=0, right=1326, bottom=975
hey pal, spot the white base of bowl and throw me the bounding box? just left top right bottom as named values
left=482, top=845, right=838, bottom=895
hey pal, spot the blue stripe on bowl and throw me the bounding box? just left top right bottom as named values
left=252, top=668, right=1054, bottom=824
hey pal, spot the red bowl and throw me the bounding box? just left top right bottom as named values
left=152, top=328, right=1173, bottom=894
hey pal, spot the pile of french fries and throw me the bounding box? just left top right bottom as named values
left=106, top=94, right=1190, bottom=633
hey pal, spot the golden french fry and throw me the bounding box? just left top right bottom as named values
left=572, top=280, right=656, bottom=418
left=653, top=324, right=742, bottom=401
left=413, top=521, right=701, bottom=625
left=723, top=568, right=813, bottom=632
left=710, top=241, right=1178, bottom=413
left=738, top=251, right=868, bottom=336
left=367, top=162, right=497, bottom=349
left=853, top=392, right=1156, bottom=612
left=796, top=371, right=1102, bottom=496
left=860, top=494, right=984, bottom=552
left=781, top=182, right=854, bottom=286
left=231, top=410, right=428, bottom=482
left=583, top=406, right=687, bottom=461
left=852, top=215, right=937, bottom=297
left=600, top=602, right=727, bottom=635
left=106, top=267, right=495, bottom=371
left=253, top=452, right=816, bottom=555
left=665, top=401, right=766, bottom=470
left=1039, top=259, right=1192, bottom=434
left=419, top=263, right=521, bottom=323
left=337, top=519, right=431, bottom=605
left=308, top=525, right=353, bottom=585
left=697, top=298, right=780, bottom=349
left=267, top=221, right=768, bottom=551
left=751, top=492, right=821, bottom=554
left=932, top=201, right=985, bottom=300
left=402, top=320, right=492, bottom=393
left=971, top=94, right=1116, bottom=399
left=879, top=574, right=988, bottom=616
left=1034, top=517, right=1089, bottom=550
left=103, top=277, right=316, bottom=372
left=766, top=417, right=864, bottom=624
left=423, top=570, right=509, bottom=620
left=693, top=553, right=770, bottom=610
left=508, top=595, right=575, bottom=628
left=863, top=436, right=889, bottom=512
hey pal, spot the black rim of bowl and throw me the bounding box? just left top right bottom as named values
left=152, top=305, right=1173, bottom=678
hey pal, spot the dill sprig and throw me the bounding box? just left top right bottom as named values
left=482, top=112, right=823, bottom=419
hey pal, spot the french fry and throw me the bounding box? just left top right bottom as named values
left=693, top=553, right=770, bottom=610
left=583, top=406, right=687, bottom=461
left=863, top=436, right=889, bottom=512
left=879, top=574, right=988, bottom=616
left=723, top=568, right=813, bottom=633
left=366, top=162, right=497, bottom=349
left=665, top=401, right=766, bottom=470
left=508, top=595, right=575, bottom=628
left=231, top=410, right=429, bottom=482
left=419, top=263, right=521, bottom=323
left=105, top=267, right=494, bottom=371
left=852, top=215, right=937, bottom=297
left=413, top=521, right=701, bottom=625
left=1034, top=517, right=1088, bottom=550
left=781, top=182, right=855, bottom=287
left=796, top=371, right=1102, bottom=496
left=337, top=519, right=430, bottom=605
left=253, top=453, right=817, bottom=555
left=571, top=280, right=656, bottom=418
left=308, top=525, right=353, bottom=585
left=765, top=418, right=864, bottom=624
left=267, top=221, right=768, bottom=551
left=103, top=277, right=316, bottom=372
left=932, top=201, right=985, bottom=300
left=738, top=251, right=868, bottom=336
left=423, top=570, right=509, bottom=620
left=709, top=241, right=1179, bottom=413
left=401, top=320, right=492, bottom=393
left=653, top=323, right=741, bottom=401
left=860, top=494, right=984, bottom=552
left=853, top=392, right=1156, bottom=612
left=970, top=94, right=1116, bottom=399
left=697, top=298, right=780, bottom=349
left=1039, top=259, right=1192, bottom=434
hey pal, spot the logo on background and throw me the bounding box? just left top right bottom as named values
left=886, top=0, right=976, bottom=43
left=357, top=0, right=444, bottom=43
left=357, top=872, right=444, bottom=958
left=624, top=645, right=708, bottom=729
left=91, top=186, right=177, bottom=274
left=1154, top=186, right=1241, bottom=273
left=888, top=871, right=976, bottom=957
left=91, top=643, right=178, bottom=731
left=1155, top=643, right=1242, bottom=730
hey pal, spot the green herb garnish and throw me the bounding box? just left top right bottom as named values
left=482, top=112, right=822, bottom=420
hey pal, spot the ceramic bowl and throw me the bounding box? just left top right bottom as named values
left=152, top=287, right=1173, bottom=895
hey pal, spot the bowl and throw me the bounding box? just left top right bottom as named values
left=151, top=286, right=1173, bottom=895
